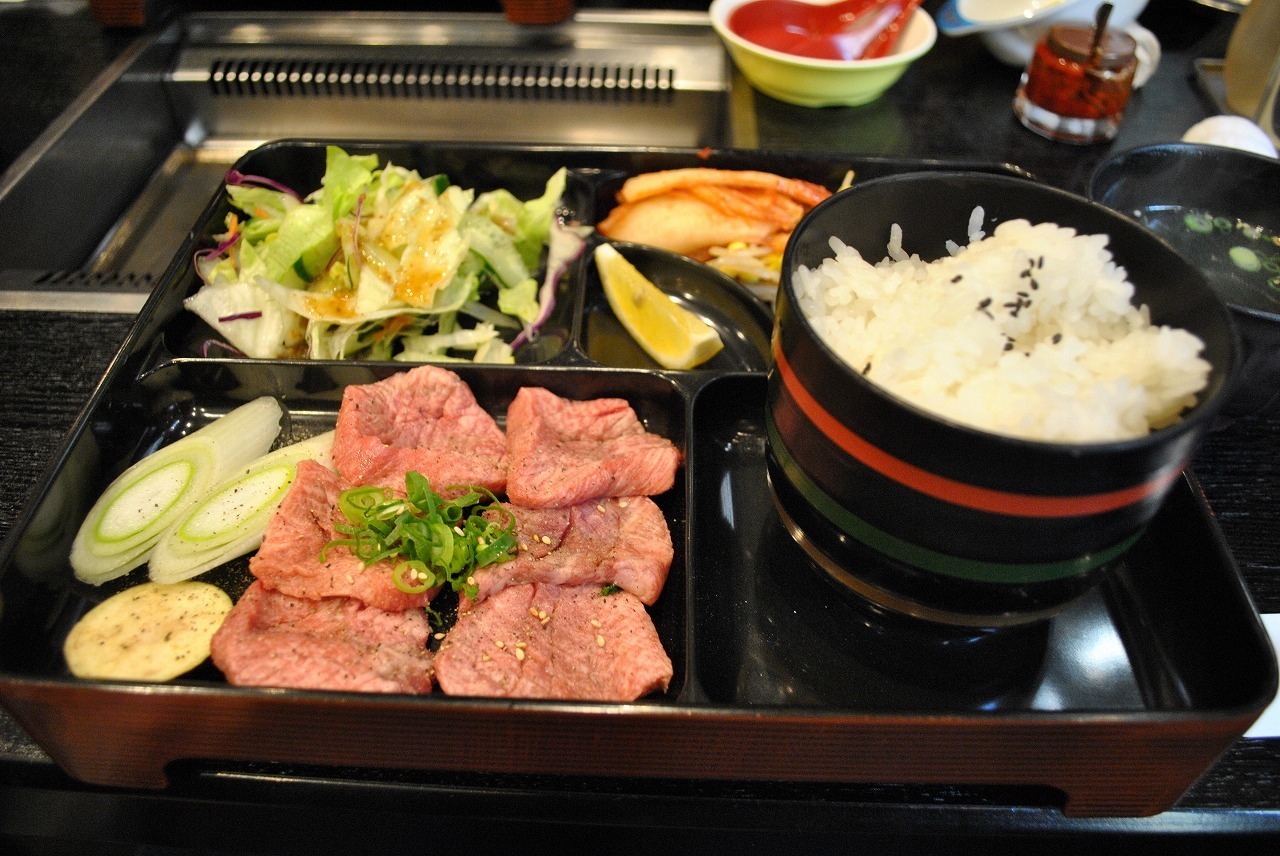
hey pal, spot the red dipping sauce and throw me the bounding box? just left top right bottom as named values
left=727, top=0, right=918, bottom=62
left=1014, top=23, right=1138, bottom=143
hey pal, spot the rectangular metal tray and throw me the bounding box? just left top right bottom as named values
left=0, top=142, right=1274, bottom=820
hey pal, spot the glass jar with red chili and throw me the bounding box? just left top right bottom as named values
left=1014, top=22, right=1138, bottom=144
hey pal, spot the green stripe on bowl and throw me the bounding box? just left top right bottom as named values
left=766, top=415, right=1140, bottom=584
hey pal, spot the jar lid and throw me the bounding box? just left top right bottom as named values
left=1047, top=23, right=1137, bottom=69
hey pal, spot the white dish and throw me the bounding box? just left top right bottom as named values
left=936, top=0, right=1076, bottom=36
left=1182, top=116, right=1279, bottom=158
left=939, top=0, right=1152, bottom=75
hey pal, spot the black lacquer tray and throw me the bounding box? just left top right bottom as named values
left=0, top=142, right=1273, bottom=819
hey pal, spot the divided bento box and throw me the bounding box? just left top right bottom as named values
left=0, top=141, right=1274, bottom=819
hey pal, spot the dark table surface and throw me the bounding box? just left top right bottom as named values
left=1, top=0, right=1278, bottom=853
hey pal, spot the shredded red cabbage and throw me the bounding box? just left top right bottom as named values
left=200, top=339, right=247, bottom=358
left=348, top=193, right=366, bottom=286
left=225, top=168, right=303, bottom=201
left=218, top=311, right=263, bottom=322
left=512, top=218, right=585, bottom=350
left=193, top=231, right=242, bottom=284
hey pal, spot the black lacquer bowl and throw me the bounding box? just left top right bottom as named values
left=1090, top=143, right=1280, bottom=418
left=769, top=171, right=1241, bottom=627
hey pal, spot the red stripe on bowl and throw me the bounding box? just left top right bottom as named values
left=773, top=344, right=1181, bottom=518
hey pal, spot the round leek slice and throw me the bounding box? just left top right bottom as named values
left=85, top=454, right=211, bottom=557
left=70, top=397, right=284, bottom=585
left=148, top=431, right=335, bottom=583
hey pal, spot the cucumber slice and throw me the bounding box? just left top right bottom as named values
left=263, top=205, right=339, bottom=287
left=463, top=214, right=530, bottom=289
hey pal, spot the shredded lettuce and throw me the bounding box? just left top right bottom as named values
left=497, top=278, right=540, bottom=325
left=318, top=146, right=378, bottom=221
left=184, top=276, right=306, bottom=359
left=226, top=185, right=294, bottom=234
left=463, top=213, right=530, bottom=289
left=185, top=147, right=571, bottom=363
left=515, top=167, right=567, bottom=267
left=395, top=323, right=510, bottom=363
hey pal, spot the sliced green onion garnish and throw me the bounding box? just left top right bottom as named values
left=1230, top=245, right=1262, bottom=273
left=1184, top=212, right=1214, bottom=234
left=393, top=560, right=434, bottom=594
left=326, top=470, right=516, bottom=599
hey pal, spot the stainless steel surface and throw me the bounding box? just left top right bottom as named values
left=170, top=11, right=728, bottom=146
left=0, top=9, right=732, bottom=312
left=0, top=269, right=151, bottom=313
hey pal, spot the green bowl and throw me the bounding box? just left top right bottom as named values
left=709, top=0, right=937, bottom=108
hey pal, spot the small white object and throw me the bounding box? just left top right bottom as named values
left=964, top=0, right=1151, bottom=73
left=936, top=0, right=1075, bottom=35
left=1127, top=23, right=1161, bottom=88
left=1243, top=614, right=1280, bottom=738
left=1182, top=116, right=1279, bottom=158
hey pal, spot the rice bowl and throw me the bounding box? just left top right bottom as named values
left=793, top=214, right=1212, bottom=443
left=768, top=171, right=1238, bottom=626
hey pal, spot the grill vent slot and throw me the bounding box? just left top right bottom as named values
left=207, top=58, right=677, bottom=102
left=0, top=270, right=154, bottom=312
left=33, top=270, right=155, bottom=293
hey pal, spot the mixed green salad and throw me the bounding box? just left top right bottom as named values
left=186, top=146, right=579, bottom=362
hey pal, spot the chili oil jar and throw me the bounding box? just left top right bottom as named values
left=1014, top=23, right=1138, bottom=144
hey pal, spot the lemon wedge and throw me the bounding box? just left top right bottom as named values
left=595, top=243, right=724, bottom=370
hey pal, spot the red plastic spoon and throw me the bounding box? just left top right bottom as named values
left=727, top=0, right=924, bottom=62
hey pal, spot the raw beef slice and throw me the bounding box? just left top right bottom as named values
left=332, top=365, right=507, bottom=494
left=473, top=496, right=672, bottom=605
left=504, top=387, right=680, bottom=508
left=435, top=582, right=672, bottom=701
left=250, top=460, right=434, bottom=613
left=211, top=581, right=435, bottom=694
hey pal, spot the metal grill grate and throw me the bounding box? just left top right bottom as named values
left=207, top=58, right=678, bottom=102
left=0, top=270, right=153, bottom=312
left=29, top=270, right=155, bottom=292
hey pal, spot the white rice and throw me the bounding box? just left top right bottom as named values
left=792, top=213, right=1212, bottom=443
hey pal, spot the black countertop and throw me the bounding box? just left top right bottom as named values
left=1, top=1, right=1278, bottom=853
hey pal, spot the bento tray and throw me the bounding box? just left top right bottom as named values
left=0, top=143, right=1274, bottom=820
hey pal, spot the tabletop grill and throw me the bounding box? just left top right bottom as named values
left=0, top=10, right=736, bottom=311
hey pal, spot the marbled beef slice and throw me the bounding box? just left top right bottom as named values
left=434, top=582, right=672, bottom=702
left=504, top=387, right=680, bottom=508
left=211, top=581, right=435, bottom=694
left=473, top=496, right=672, bottom=605
left=250, top=460, right=434, bottom=613
left=332, top=365, right=507, bottom=494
